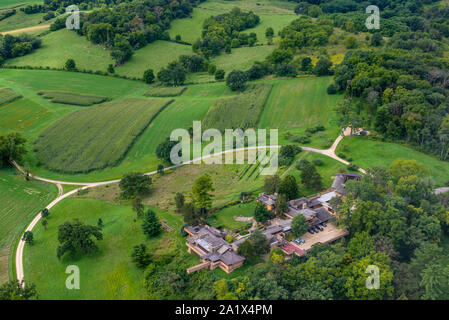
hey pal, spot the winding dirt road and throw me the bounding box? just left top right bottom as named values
left=1, top=24, right=50, bottom=35
left=14, top=129, right=363, bottom=284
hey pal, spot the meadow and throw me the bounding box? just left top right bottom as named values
left=23, top=197, right=198, bottom=299
left=210, top=45, right=275, bottom=73
left=0, top=167, right=56, bottom=283
left=115, top=40, right=193, bottom=79
left=0, top=98, right=53, bottom=132
left=5, top=29, right=114, bottom=71
left=337, top=137, right=449, bottom=186
left=34, top=98, right=172, bottom=174
left=0, top=10, right=48, bottom=33
left=38, top=91, right=109, bottom=106
left=144, top=86, right=186, bottom=97
left=0, top=87, right=22, bottom=106
left=258, top=77, right=343, bottom=148
left=202, top=83, right=272, bottom=131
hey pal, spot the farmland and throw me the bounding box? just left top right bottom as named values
left=34, top=98, right=172, bottom=173
left=0, top=98, right=53, bottom=132
left=0, top=88, right=22, bottom=106
left=202, top=83, right=273, bottom=131
left=38, top=91, right=109, bottom=106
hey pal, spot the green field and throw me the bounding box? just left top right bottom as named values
left=0, top=1, right=42, bottom=9
left=38, top=91, right=109, bottom=106
left=0, top=167, right=56, bottom=284
left=203, top=83, right=272, bottom=131
left=337, top=137, right=449, bottom=186
left=0, top=87, right=22, bottom=106
left=258, top=77, right=343, bottom=147
left=0, top=98, right=53, bottom=132
left=34, top=98, right=172, bottom=174
left=0, top=10, right=48, bottom=32
left=23, top=197, right=196, bottom=299
left=211, top=45, right=275, bottom=73
left=5, top=29, right=115, bottom=72
left=144, top=86, right=186, bottom=97
left=115, top=40, right=193, bottom=79
left=208, top=202, right=256, bottom=230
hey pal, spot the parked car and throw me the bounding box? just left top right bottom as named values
left=308, top=229, right=315, bottom=234
left=316, top=225, right=324, bottom=231
left=298, top=238, right=305, bottom=244
left=321, top=222, right=327, bottom=227
left=312, top=227, right=320, bottom=233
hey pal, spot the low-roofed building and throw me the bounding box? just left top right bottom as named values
left=257, top=193, right=278, bottom=211
left=331, top=173, right=362, bottom=195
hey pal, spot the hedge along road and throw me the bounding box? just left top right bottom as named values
left=14, top=129, right=365, bottom=285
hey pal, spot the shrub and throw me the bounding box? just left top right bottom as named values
left=327, top=83, right=337, bottom=94
left=313, top=159, right=324, bottom=166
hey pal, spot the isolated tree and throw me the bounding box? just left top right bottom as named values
left=265, top=27, right=274, bottom=44
left=278, top=175, right=298, bottom=200
left=22, top=231, right=33, bottom=245
left=119, top=172, right=152, bottom=199
left=132, top=196, right=144, bottom=219
left=263, top=175, right=280, bottom=194
left=97, top=218, right=103, bottom=229
left=191, top=174, right=214, bottom=215
left=226, top=70, right=248, bottom=91
left=41, top=208, right=49, bottom=219
left=57, top=219, right=103, bottom=259
left=314, top=58, right=332, bottom=76
left=143, top=69, right=155, bottom=84
left=174, top=192, right=185, bottom=212
left=182, top=202, right=201, bottom=225
left=64, top=58, right=76, bottom=71
left=300, top=163, right=323, bottom=191
left=142, top=209, right=161, bottom=238
left=107, top=64, right=115, bottom=73
left=156, top=138, right=178, bottom=164
left=254, top=202, right=274, bottom=223
left=41, top=218, right=47, bottom=230
left=215, top=69, right=225, bottom=80
left=0, top=280, right=38, bottom=300
left=291, top=214, right=309, bottom=237
left=0, top=132, right=27, bottom=166
left=131, top=244, right=153, bottom=268
left=300, top=57, right=312, bottom=71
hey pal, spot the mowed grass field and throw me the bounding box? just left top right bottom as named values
left=203, top=83, right=272, bottom=131
left=5, top=29, right=115, bottom=71
left=115, top=40, right=193, bottom=78
left=210, top=45, right=275, bottom=73
left=0, top=87, right=22, bottom=106
left=0, top=10, right=48, bottom=33
left=23, top=197, right=197, bottom=299
left=0, top=1, right=42, bottom=9
left=258, top=77, right=343, bottom=147
left=0, top=98, right=53, bottom=132
left=337, top=137, right=449, bottom=186
left=34, top=98, right=172, bottom=174
left=38, top=91, right=109, bottom=106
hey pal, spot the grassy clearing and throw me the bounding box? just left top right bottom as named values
left=115, top=40, right=193, bottom=78
left=0, top=98, right=53, bottom=132
left=0, top=87, right=22, bottom=106
left=0, top=10, right=49, bottom=33
left=23, top=197, right=194, bottom=299
left=144, top=86, right=186, bottom=97
left=208, top=202, right=256, bottom=230
left=211, top=45, right=274, bottom=73
left=337, top=136, right=449, bottom=186
left=259, top=77, right=342, bottom=148
left=0, top=1, right=42, bottom=9
left=5, top=29, right=114, bottom=71
left=38, top=91, right=109, bottom=106
left=203, top=83, right=272, bottom=131
left=34, top=98, right=172, bottom=174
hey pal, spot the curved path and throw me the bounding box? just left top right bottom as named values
left=15, top=129, right=363, bottom=284
left=1, top=24, right=50, bottom=35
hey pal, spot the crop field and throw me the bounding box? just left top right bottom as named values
left=38, top=91, right=109, bottom=106
left=0, top=98, right=53, bottom=132
left=34, top=98, right=172, bottom=173
left=337, top=137, right=449, bottom=186
left=115, top=40, right=193, bottom=79
left=144, top=86, right=187, bottom=97
left=202, top=83, right=273, bottom=131
left=0, top=88, right=22, bottom=106
left=5, top=29, right=115, bottom=71
left=258, top=77, right=342, bottom=147
left=23, top=197, right=197, bottom=299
